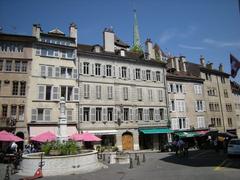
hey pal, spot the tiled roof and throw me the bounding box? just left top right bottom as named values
left=167, top=71, right=204, bottom=82
left=0, top=33, right=36, bottom=42
left=114, top=35, right=130, bottom=48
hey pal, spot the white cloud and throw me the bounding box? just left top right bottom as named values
left=203, top=38, right=240, bottom=48
left=178, top=44, right=205, bottom=50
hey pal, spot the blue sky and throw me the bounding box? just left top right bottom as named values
left=1, top=0, right=240, bottom=82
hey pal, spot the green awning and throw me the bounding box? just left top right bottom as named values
left=140, top=128, right=173, bottom=134
left=174, top=131, right=200, bottom=138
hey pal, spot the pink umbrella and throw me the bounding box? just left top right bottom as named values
left=31, top=131, right=57, bottom=143
left=0, top=130, right=23, bottom=142
left=80, top=132, right=101, bottom=142
left=69, top=133, right=84, bottom=141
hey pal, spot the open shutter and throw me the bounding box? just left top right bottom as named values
left=154, top=109, right=158, bottom=121
left=91, top=64, right=94, bottom=76
left=31, top=109, right=37, bottom=121
left=102, top=65, right=106, bottom=77
left=152, top=71, right=156, bottom=81
left=159, top=90, right=163, bottom=101
left=195, top=101, right=198, bottom=112
left=113, top=66, right=116, bottom=78
left=173, top=84, right=177, bottom=93
left=48, top=66, right=53, bottom=77
left=52, top=86, right=59, bottom=100
left=185, top=118, right=189, bottom=129
left=38, top=86, right=45, bottom=100
left=182, top=85, right=186, bottom=94
left=161, top=72, right=164, bottom=82
left=142, top=70, right=146, bottom=80
left=73, top=69, right=78, bottom=79
left=45, top=109, right=51, bottom=121
left=103, top=107, right=107, bottom=122
left=127, top=68, right=131, bottom=79
left=164, top=108, right=167, bottom=120
left=133, top=69, right=136, bottom=80
left=73, top=87, right=79, bottom=101
left=118, top=67, right=122, bottom=78
left=41, top=65, right=46, bottom=77
left=79, top=62, right=83, bottom=75
left=168, top=83, right=171, bottom=93
left=55, top=67, right=60, bottom=77
left=79, top=107, right=83, bottom=122
left=91, top=107, right=96, bottom=122
left=202, top=101, right=205, bottom=112
left=114, top=108, right=118, bottom=122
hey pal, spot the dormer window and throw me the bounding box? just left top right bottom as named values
left=120, top=49, right=125, bottom=57
left=93, top=45, right=101, bottom=53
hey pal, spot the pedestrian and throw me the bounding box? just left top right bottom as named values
left=10, top=142, right=18, bottom=154
left=177, top=139, right=185, bottom=157
left=213, top=138, right=219, bottom=153
left=183, top=141, right=189, bottom=157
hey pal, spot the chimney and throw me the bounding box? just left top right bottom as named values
left=145, top=38, right=155, bottom=60
left=206, top=62, right=213, bottom=69
left=179, top=56, right=187, bottom=72
left=219, top=63, right=224, bottom=72
left=200, top=55, right=205, bottom=67
left=69, top=23, right=77, bottom=44
left=174, top=57, right=180, bottom=71
left=32, top=24, right=42, bottom=39
left=103, top=27, right=115, bottom=53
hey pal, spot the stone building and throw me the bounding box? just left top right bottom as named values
left=77, top=29, right=169, bottom=150
left=187, top=57, right=237, bottom=134
left=0, top=33, right=35, bottom=145
left=26, top=24, right=78, bottom=139
left=230, top=81, right=240, bottom=137
left=167, top=56, right=207, bottom=133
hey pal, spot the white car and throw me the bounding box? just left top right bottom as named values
left=227, top=139, right=240, bottom=156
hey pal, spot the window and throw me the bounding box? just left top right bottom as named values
left=160, top=109, right=164, bottom=120
left=18, top=105, right=24, bottom=121
left=121, top=67, right=127, bottom=78
left=83, top=62, right=89, bottom=74
left=170, top=100, right=175, bottom=112
left=148, top=89, right=153, bottom=101
left=216, top=118, right=221, bottom=126
left=46, top=86, right=52, bottom=100
left=83, top=107, right=90, bottom=121
left=123, top=108, right=129, bottom=121
left=197, top=116, right=205, bottom=128
left=149, top=109, right=154, bottom=120
left=21, top=62, right=27, bottom=72
left=12, top=81, right=19, bottom=95
left=123, top=87, right=128, bottom=100
left=195, top=100, right=205, bottom=112
left=224, top=89, right=228, bottom=98
left=178, top=118, right=187, bottom=129
left=146, top=70, right=151, bottom=80
left=138, top=108, right=143, bottom=121
left=211, top=118, right=216, bottom=126
left=20, top=81, right=26, bottom=96
left=60, top=67, right=73, bottom=78
left=32, top=109, right=51, bottom=121
left=61, top=86, right=74, bottom=101
left=67, top=110, right=73, bottom=121
left=137, top=88, right=142, bottom=101
left=106, top=65, right=112, bottom=76
left=176, top=100, right=185, bottom=112
left=221, top=76, right=225, bottom=83
left=107, top=108, right=113, bottom=121
left=228, top=118, right=232, bottom=127
left=194, top=85, right=202, bottom=95
left=0, top=60, right=3, bottom=71
left=95, top=64, right=101, bottom=76
left=2, top=105, right=8, bottom=117
left=6, top=61, right=12, bottom=71
left=96, top=85, right=101, bottom=99
left=136, top=69, right=141, bottom=79
left=207, top=88, right=217, bottom=96
left=15, top=61, right=21, bottom=72
left=176, top=84, right=183, bottom=93
left=11, top=105, right=17, bottom=117
left=158, top=90, right=163, bottom=102
left=96, top=108, right=102, bottom=121
left=156, top=71, right=161, bottom=81
left=226, top=104, right=232, bottom=112
left=107, top=86, right=113, bottom=99
left=38, top=85, right=60, bottom=100
left=84, top=84, right=90, bottom=98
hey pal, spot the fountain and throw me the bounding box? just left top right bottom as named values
left=58, top=97, right=68, bottom=142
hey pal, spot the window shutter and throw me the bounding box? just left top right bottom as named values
left=182, top=85, right=186, bottom=94
left=91, top=64, right=94, bottom=76
left=73, top=87, right=79, bottom=101
left=73, top=69, right=78, bottom=79
left=108, top=86, right=113, bottom=99
left=185, top=118, right=189, bottom=129
left=160, top=72, right=164, bottom=82
left=79, top=107, right=83, bottom=122
left=79, top=62, right=83, bottom=75
left=113, top=66, right=116, bottom=78
left=142, top=70, right=146, bottom=80
left=159, top=90, right=163, bottom=101
left=127, top=68, right=131, bottom=79
left=41, top=65, right=46, bottom=77
left=55, top=67, right=60, bottom=77
left=103, top=107, right=107, bottom=122
left=52, top=86, right=59, bottom=100
left=164, top=108, right=167, bottom=120
left=102, top=65, right=106, bottom=77
left=173, top=84, right=177, bottom=93
left=145, top=109, right=149, bottom=121
left=38, top=86, right=45, bottom=100
left=67, top=110, right=73, bottom=121
left=133, top=69, right=136, bottom=80
left=45, top=109, right=51, bottom=121
left=152, top=71, right=156, bottom=81
left=154, top=109, right=158, bottom=121
left=31, top=109, right=37, bottom=121
left=118, top=67, right=122, bottom=78
left=129, top=108, right=132, bottom=121
left=114, top=108, right=118, bottom=122
left=48, top=66, right=53, bottom=77
left=168, top=83, right=171, bottom=93
left=169, top=100, right=172, bottom=112
left=91, top=107, right=96, bottom=122
left=203, top=101, right=205, bottom=111
left=194, top=85, right=197, bottom=94
left=195, top=101, right=198, bottom=112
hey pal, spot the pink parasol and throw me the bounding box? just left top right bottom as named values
left=0, top=130, right=23, bottom=142
left=69, top=132, right=101, bottom=142
left=31, top=131, right=57, bottom=143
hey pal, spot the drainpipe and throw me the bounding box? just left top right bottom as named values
left=216, top=76, right=225, bottom=132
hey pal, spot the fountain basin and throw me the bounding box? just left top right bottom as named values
left=19, top=150, right=104, bottom=176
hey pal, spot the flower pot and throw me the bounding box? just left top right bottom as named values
left=49, top=149, right=61, bottom=156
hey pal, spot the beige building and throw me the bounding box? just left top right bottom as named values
left=167, top=57, right=206, bottom=133
left=78, top=29, right=169, bottom=151
left=231, top=81, right=240, bottom=137
left=26, top=24, right=78, bottom=139
left=187, top=57, right=237, bottom=134
left=0, top=33, right=35, bottom=145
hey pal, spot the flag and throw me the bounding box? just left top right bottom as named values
left=230, top=53, right=240, bottom=78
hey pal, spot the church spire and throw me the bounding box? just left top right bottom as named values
left=132, top=9, right=142, bottom=52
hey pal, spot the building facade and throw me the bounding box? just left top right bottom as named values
left=0, top=34, right=35, bottom=145
left=26, top=24, right=78, bottom=139
left=231, top=81, right=240, bottom=137
left=78, top=29, right=169, bottom=151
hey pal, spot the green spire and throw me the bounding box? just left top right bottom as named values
left=132, top=9, right=142, bottom=53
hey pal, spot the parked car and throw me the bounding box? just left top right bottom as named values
left=227, top=139, right=240, bottom=156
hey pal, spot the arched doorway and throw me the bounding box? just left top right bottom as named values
left=16, top=131, right=24, bottom=151
left=122, top=132, right=133, bottom=151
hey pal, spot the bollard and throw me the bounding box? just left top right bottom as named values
left=137, top=155, right=140, bottom=166
left=103, top=154, right=105, bottom=161
left=4, top=165, right=10, bottom=180
left=135, top=153, right=137, bottom=160
left=142, top=153, right=146, bottom=163
left=129, top=157, right=133, bottom=169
